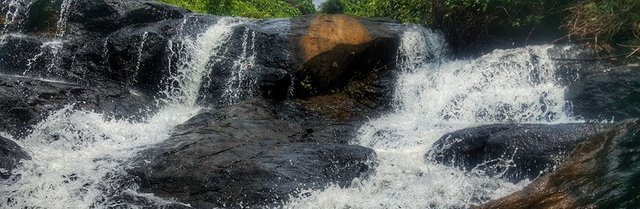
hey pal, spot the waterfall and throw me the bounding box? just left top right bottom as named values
left=221, top=27, right=257, bottom=105
left=284, top=27, right=579, bottom=209
left=132, top=32, right=149, bottom=82
left=0, top=18, right=243, bottom=209
left=162, top=17, right=243, bottom=106
left=55, top=0, right=74, bottom=37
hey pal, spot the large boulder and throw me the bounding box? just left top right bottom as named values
left=129, top=99, right=375, bottom=208
left=566, top=65, right=640, bottom=121
left=291, top=14, right=401, bottom=108
left=0, top=74, right=151, bottom=137
left=427, top=123, right=609, bottom=182
left=0, top=136, right=30, bottom=179
left=476, top=119, right=640, bottom=209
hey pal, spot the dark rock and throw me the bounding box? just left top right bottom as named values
left=129, top=99, right=375, bottom=208
left=476, top=119, right=640, bottom=209
left=0, top=74, right=152, bottom=137
left=67, top=0, right=188, bottom=37
left=566, top=65, right=640, bottom=121
left=427, top=123, right=609, bottom=182
left=0, top=135, right=30, bottom=179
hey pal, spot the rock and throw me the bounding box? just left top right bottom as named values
left=566, top=65, right=640, bottom=121
left=0, top=35, right=43, bottom=75
left=0, top=74, right=152, bottom=137
left=427, top=123, right=609, bottom=182
left=0, top=135, right=30, bottom=179
left=475, top=119, right=640, bottom=209
left=67, top=0, right=188, bottom=37
left=291, top=14, right=400, bottom=101
left=129, top=99, right=375, bottom=208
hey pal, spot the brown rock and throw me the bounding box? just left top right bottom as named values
left=475, top=119, right=640, bottom=209
left=291, top=14, right=400, bottom=98
left=299, top=14, right=373, bottom=61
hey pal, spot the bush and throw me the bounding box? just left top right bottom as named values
left=158, top=0, right=311, bottom=18
left=320, top=0, right=345, bottom=14
left=231, top=0, right=300, bottom=18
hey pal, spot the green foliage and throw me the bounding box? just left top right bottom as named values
left=337, top=0, right=431, bottom=24
left=320, top=0, right=345, bottom=14
left=158, top=0, right=212, bottom=13
left=231, top=0, right=300, bottom=18
left=284, top=0, right=316, bottom=14
left=158, top=0, right=308, bottom=18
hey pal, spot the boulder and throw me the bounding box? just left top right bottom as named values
left=476, top=119, right=640, bottom=209
left=0, top=135, right=30, bottom=179
left=66, top=0, right=188, bottom=37
left=427, top=123, right=609, bottom=182
left=129, top=99, right=375, bottom=208
left=566, top=65, right=640, bottom=121
left=291, top=14, right=400, bottom=103
left=0, top=74, right=152, bottom=137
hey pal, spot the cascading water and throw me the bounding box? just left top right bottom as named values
left=162, top=17, right=243, bottom=106
left=55, top=0, right=74, bottom=37
left=221, top=27, right=257, bottom=105
left=284, top=27, right=580, bottom=208
left=132, top=31, right=149, bottom=82
left=0, top=18, right=242, bottom=209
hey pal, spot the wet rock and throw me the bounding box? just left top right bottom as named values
left=0, top=135, right=30, bottom=179
left=566, top=65, right=640, bottom=121
left=67, top=0, right=188, bottom=37
left=0, top=74, right=152, bottom=137
left=427, top=123, right=609, bottom=182
left=129, top=99, right=375, bottom=208
left=0, top=35, right=42, bottom=75
left=476, top=119, right=640, bottom=209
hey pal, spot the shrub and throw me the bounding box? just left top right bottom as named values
left=158, top=0, right=307, bottom=18
left=320, top=0, right=345, bottom=14
left=231, top=0, right=300, bottom=18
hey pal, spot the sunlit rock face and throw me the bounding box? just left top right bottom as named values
left=476, top=119, right=640, bottom=209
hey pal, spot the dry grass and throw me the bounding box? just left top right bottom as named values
left=564, top=0, right=640, bottom=56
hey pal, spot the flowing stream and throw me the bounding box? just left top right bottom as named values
left=284, top=27, right=579, bottom=209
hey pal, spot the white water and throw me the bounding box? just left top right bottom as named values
left=132, top=31, right=149, bottom=82
left=285, top=28, right=579, bottom=208
left=221, top=27, right=257, bottom=105
left=162, top=17, right=243, bottom=106
left=0, top=18, right=242, bottom=209
left=56, top=0, right=74, bottom=37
